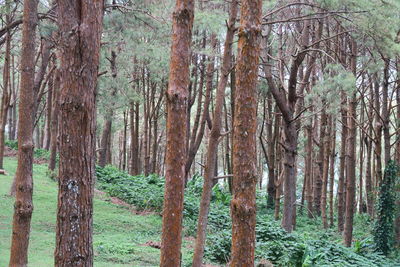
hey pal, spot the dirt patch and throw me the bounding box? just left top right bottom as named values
left=142, top=240, right=161, bottom=249
left=33, top=158, right=48, bottom=164
left=95, top=188, right=159, bottom=215
left=110, top=196, right=131, bottom=207
left=132, top=209, right=160, bottom=216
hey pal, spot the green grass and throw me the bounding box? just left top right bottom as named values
left=0, top=157, right=168, bottom=267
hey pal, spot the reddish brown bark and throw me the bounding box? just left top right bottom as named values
left=230, top=0, right=262, bottom=264
left=160, top=0, right=194, bottom=265
left=54, top=0, right=103, bottom=265
left=8, top=0, right=38, bottom=264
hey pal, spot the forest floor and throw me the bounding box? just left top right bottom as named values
left=0, top=157, right=192, bottom=267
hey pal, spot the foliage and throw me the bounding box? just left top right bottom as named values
left=373, top=161, right=399, bottom=255
left=33, top=148, right=51, bottom=160
left=203, top=214, right=398, bottom=266
left=5, top=140, right=18, bottom=150
left=96, top=165, right=400, bottom=266
left=96, top=165, right=165, bottom=211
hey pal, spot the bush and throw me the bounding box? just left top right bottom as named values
left=373, top=161, right=399, bottom=255
left=5, top=140, right=18, bottom=150
left=96, top=165, right=164, bottom=211
left=203, top=214, right=399, bottom=267
left=34, top=148, right=51, bottom=160
left=94, top=165, right=400, bottom=267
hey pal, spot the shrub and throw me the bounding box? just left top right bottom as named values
left=96, top=165, right=164, bottom=211
left=5, top=140, right=18, bottom=150
left=373, top=161, right=399, bottom=255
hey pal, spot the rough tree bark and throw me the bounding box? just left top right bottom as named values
left=159, top=0, right=194, bottom=265
left=54, top=0, right=103, bottom=265
left=343, top=40, right=357, bottom=247
left=8, top=0, right=38, bottom=264
left=230, top=0, right=262, bottom=265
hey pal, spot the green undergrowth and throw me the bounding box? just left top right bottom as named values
left=0, top=157, right=398, bottom=266
left=97, top=165, right=400, bottom=267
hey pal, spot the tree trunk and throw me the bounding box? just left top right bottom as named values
left=314, top=112, right=326, bottom=216
left=382, top=58, right=391, bottom=165
left=374, top=77, right=383, bottom=184
left=338, top=91, right=347, bottom=232
left=98, top=118, right=112, bottom=167
left=191, top=2, right=238, bottom=266
left=395, top=58, right=400, bottom=245
left=122, top=110, right=127, bottom=171
left=98, top=50, right=117, bottom=168
left=8, top=0, right=38, bottom=264
left=329, top=119, right=336, bottom=227
left=304, top=117, right=313, bottom=218
left=185, top=36, right=214, bottom=181
left=365, top=132, right=374, bottom=216
left=160, top=0, right=194, bottom=265
left=358, top=112, right=365, bottom=213
left=321, top=114, right=330, bottom=228
left=0, top=11, right=11, bottom=170
left=8, top=54, right=17, bottom=141
left=266, top=96, right=277, bottom=209
left=130, top=102, right=140, bottom=175
left=48, top=69, right=60, bottom=172
left=230, top=0, right=261, bottom=264
left=343, top=40, right=357, bottom=247
left=43, top=67, right=54, bottom=151
left=54, top=0, right=103, bottom=264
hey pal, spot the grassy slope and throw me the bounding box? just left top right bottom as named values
left=0, top=157, right=168, bottom=267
